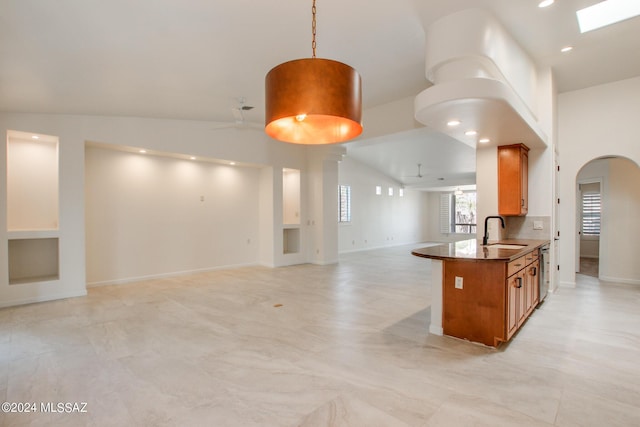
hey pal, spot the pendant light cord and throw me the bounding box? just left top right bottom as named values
left=312, top=0, right=317, bottom=58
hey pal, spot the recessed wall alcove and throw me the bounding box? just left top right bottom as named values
left=6, top=130, right=60, bottom=285
left=282, top=168, right=301, bottom=254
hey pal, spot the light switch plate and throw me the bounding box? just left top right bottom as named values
left=533, top=220, right=543, bottom=230
left=455, top=276, right=463, bottom=289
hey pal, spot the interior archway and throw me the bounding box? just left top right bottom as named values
left=575, top=156, right=640, bottom=285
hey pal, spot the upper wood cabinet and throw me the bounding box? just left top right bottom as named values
left=498, top=143, right=529, bottom=216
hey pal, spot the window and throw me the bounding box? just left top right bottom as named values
left=388, top=187, right=394, bottom=196
left=581, top=191, right=601, bottom=235
left=440, top=192, right=477, bottom=234
left=375, top=185, right=382, bottom=195
left=338, top=185, right=351, bottom=223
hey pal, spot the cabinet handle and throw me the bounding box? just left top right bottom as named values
left=521, top=198, right=525, bottom=207
left=530, top=266, right=537, bottom=276
left=515, top=277, right=523, bottom=288
left=514, top=263, right=522, bottom=268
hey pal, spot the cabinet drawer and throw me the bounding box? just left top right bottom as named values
left=507, top=255, right=527, bottom=277
left=524, top=251, right=538, bottom=265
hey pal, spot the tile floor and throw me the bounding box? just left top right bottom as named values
left=1, top=244, right=639, bottom=426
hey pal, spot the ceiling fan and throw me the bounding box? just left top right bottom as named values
left=211, top=97, right=263, bottom=131
left=403, top=163, right=424, bottom=179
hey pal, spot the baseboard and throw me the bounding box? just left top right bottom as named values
left=0, top=289, right=87, bottom=309
left=87, top=262, right=259, bottom=287
left=559, top=280, right=576, bottom=288
left=599, top=275, right=640, bottom=285
left=310, top=259, right=339, bottom=266
left=429, top=325, right=444, bottom=336
left=258, top=261, right=275, bottom=268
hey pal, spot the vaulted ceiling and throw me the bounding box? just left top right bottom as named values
left=2, top=0, right=639, bottom=189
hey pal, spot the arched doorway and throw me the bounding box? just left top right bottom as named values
left=575, top=156, right=640, bottom=284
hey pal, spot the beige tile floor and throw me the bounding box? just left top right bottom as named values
left=1, top=244, right=639, bottom=426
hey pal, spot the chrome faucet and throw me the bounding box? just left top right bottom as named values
left=483, top=215, right=505, bottom=246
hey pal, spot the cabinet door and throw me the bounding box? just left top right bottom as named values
left=517, top=271, right=527, bottom=326
left=498, top=144, right=529, bottom=216
left=524, top=266, right=533, bottom=315
left=507, top=273, right=522, bottom=339
left=531, top=259, right=540, bottom=307
left=521, top=149, right=528, bottom=214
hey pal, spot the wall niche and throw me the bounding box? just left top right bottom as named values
left=8, top=238, right=60, bottom=284
left=7, top=130, right=59, bottom=231
left=282, top=168, right=300, bottom=225
left=6, top=130, right=61, bottom=285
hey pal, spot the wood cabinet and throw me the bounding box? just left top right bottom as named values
left=498, top=143, right=529, bottom=216
left=506, top=252, right=539, bottom=340
left=442, top=247, right=540, bottom=347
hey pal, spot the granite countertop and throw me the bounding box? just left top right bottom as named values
left=411, top=239, right=549, bottom=262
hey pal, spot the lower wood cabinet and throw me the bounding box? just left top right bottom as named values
left=506, top=256, right=539, bottom=341
left=443, top=249, right=540, bottom=347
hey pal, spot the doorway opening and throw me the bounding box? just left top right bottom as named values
left=575, top=156, right=640, bottom=284
left=576, top=180, right=601, bottom=277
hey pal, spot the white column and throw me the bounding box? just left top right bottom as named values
left=429, top=259, right=444, bottom=336
left=306, top=145, right=346, bottom=265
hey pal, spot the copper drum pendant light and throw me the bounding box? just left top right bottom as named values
left=265, top=0, right=362, bottom=145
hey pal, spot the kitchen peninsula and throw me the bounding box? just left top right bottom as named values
left=412, top=239, right=549, bottom=347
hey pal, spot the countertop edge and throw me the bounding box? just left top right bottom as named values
left=411, top=239, right=550, bottom=262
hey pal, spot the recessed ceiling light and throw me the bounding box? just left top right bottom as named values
left=465, top=130, right=477, bottom=136
left=561, top=46, right=574, bottom=53
left=190, top=156, right=196, bottom=160
left=577, top=0, right=640, bottom=33
left=538, top=0, right=555, bottom=8
left=447, top=120, right=461, bottom=127
left=31, top=135, right=40, bottom=139
left=139, top=149, right=146, bottom=154
left=229, top=161, right=236, bottom=166
left=479, top=138, right=491, bottom=143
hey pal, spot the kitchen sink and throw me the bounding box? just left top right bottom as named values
left=488, top=244, right=526, bottom=249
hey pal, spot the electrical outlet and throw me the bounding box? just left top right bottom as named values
left=455, top=276, right=463, bottom=289
left=533, top=220, right=543, bottom=230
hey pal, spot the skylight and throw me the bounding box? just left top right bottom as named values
left=577, top=0, right=640, bottom=33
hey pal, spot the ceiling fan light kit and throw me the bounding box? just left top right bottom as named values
left=264, top=0, right=362, bottom=144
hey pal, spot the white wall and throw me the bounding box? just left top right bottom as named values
left=85, top=146, right=260, bottom=285
left=338, top=156, right=425, bottom=253
left=558, top=76, right=640, bottom=287
left=475, top=146, right=501, bottom=240
left=0, top=112, right=311, bottom=306
left=602, top=158, right=640, bottom=283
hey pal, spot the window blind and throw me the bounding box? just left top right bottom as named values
left=338, top=185, right=351, bottom=222
left=582, top=191, right=601, bottom=235
left=440, top=193, right=452, bottom=234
